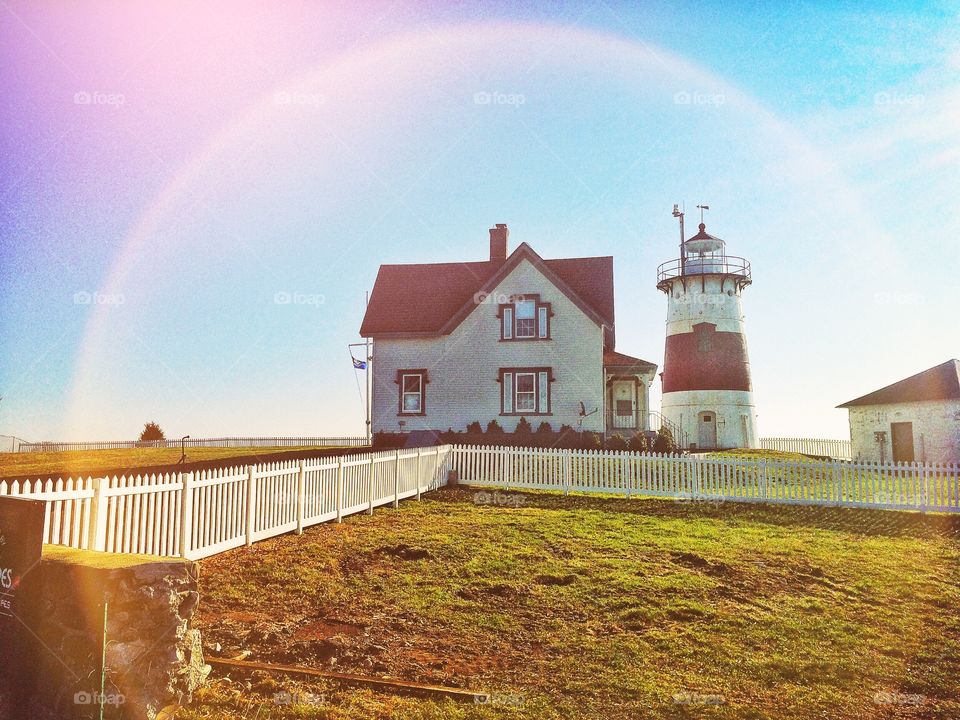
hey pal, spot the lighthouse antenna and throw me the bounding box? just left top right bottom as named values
left=672, top=203, right=685, bottom=270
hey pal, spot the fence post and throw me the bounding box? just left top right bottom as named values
left=834, top=461, right=842, bottom=507
left=395, top=450, right=403, bottom=509
left=87, top=477, right=109, bottom=552
left=179, top=471, right=194, bottom=559
left=414, top=449, right=421, bottom=500
left=761, top=460, right=768, bottom=502
left=563, top=449, right=571, bottom=495
left=296, top=460, right=305, bottom=535
left=368, top=456, right=375, bottom=515
left=336, top=456, right=344, bottom=523
left=920, top=463, right=928, bottom=513
left=245, top=466, right=256, bottom=546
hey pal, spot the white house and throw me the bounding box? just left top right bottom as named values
left=359, top=224, right=657, bottom=440
left=837, top=359, right=960, bottom=464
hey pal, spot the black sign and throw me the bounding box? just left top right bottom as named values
left=0, top=496, right=45, bottom=621
left=0, top=495, right=46, bottom=718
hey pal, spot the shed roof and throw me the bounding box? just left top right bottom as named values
left=837, top=359, right=960, bottom=408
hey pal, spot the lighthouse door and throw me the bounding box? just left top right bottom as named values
left=698, top=412, right=717, bottom=450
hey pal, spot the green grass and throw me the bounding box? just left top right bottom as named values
left=0, top=446, right=348, bottom=481
left=182, top=487, right=960, bottom=720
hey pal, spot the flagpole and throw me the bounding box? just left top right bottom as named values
left=365, top=291, right=372, bottom=446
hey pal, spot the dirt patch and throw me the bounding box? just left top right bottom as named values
left=292, top=619, right=364, bottom=642
left=668, top=551, right=733, bottom=577
left=456, top=583, right=519, bottom=600
left=378, top=544, right=433, bottom=560
left=534, top=574, right=577, bottom=586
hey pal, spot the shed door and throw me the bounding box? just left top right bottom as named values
left=891, top=422, right=914, bottom=463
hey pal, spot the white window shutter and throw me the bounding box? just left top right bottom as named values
left=538, top=372, right=548, bottom=413
left=503, top=372, right=513, bottom=413
left=538, top=307, right=548, bottom=338
left=503, top=307, right=513, bottom=339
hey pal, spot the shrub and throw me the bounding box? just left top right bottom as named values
left=139, top=421, right=165, bottom=442
left=486, top=419, right=505, bottom=435
left=515, top=416, right=532, bottom=435
left=466, top=421, right=483, bottom=434
left=536, top=421, right=553, bottom=435
left=628, top=432, right=650, bottom=453
left=653, top=425, right=677, bottom=454
left=606, top=433, right=627, bottom=451
left=373, top=432, right=407, bottom=449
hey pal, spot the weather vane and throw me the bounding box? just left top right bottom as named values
left=696, top=204, right=710, bottom=223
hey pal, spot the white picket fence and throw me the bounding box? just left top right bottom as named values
left=449, top=445, right=960, bottom=512
left=0, top=446, right=452, bottom=560
left=760, top=437, right=852, bottom=460
left=15, top=436, right=370, bottom=452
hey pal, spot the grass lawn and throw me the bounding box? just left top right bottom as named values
left=184, top=486, right=960, bottom=720
left=0, top=446, right=353, bottom=482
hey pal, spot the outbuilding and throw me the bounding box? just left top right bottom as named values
left=837, top=359, right=960, bottom=464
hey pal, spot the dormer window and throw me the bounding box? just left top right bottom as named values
left=499, top=295, right=551, bottom=340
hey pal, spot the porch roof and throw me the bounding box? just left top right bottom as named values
left=603, top=349, right=657, bottom=373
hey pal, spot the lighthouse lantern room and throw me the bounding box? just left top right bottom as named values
left=656, top=205, right=758, bottom=450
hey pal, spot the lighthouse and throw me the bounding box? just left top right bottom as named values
left=656, top=205, right=757, bottom=450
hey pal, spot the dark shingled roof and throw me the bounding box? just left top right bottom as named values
left=837, top=359, right=960, bottom=408
left=604, top=349, right=657, bottom=372
left=360, top=243, right=615, bottom=337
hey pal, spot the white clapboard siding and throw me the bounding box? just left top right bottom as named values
left=449, top=445, right=959, bottom=513
left=1, top=446, right=453, bottom=560
left=759, top=437, right=853, bottom=460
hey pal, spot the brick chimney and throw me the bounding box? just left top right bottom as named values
left=489, top=223, right=508, bottom=262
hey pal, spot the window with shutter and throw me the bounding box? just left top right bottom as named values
left=499, top=367, right=552, bottom=415
left=498, top=295, right=551, bottom=340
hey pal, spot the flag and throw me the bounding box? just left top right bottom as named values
left=352, top=356, right=367, bottom=370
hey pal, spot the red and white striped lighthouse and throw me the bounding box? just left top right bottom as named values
left=656, top=206, right=757, bottom=450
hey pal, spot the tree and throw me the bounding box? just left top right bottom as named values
left=139, top=421, right=165, bottom=442
left=652, top=425, right=677, bottom=454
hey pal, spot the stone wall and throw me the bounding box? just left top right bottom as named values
left=11, top=546, right=208, bottom=719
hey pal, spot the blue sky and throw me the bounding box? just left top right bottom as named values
left=1, top=0, right=958, bottom=441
